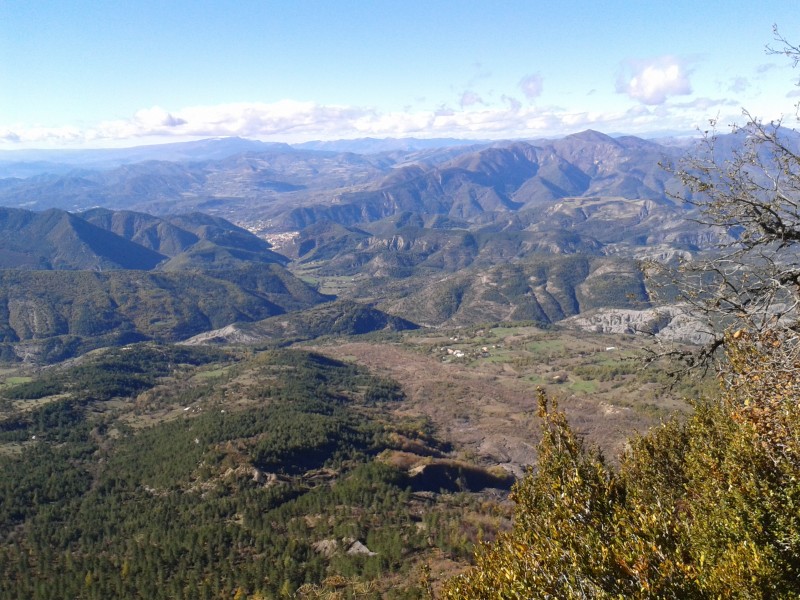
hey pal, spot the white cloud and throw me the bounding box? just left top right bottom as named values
left=501, top=95, right=522, bottom=112
left=0, top=124, right=83, bottom=145
left=134, top=106, right=187, bottom=128
left=83, top=101, right=374, bottom=142
left=617, top=56, right=692, bottom=105
left=433, top=104, right=456, bottom=117
left=0, top=95, right=754, bottom=149
left=729, top=77, right=750, bottom=93
left=459, top=91, right=484, bottom=108
left=519, top=73, right=543, bottom=100
left=757, top=63, right=778, bottom=75
left=0, top=130, right=21, bottom=142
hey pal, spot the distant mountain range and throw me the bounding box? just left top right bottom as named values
left=0, top=136, right=488, bottom=179
left=280, top=133, right=682, bottom=229
left=0, top=137, right=291, bottom=177
left=0, top=131, right=685, bottom=228
left=0, top=129, right=765, bottom=361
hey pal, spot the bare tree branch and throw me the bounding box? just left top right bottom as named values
left=651, top=35, right=800, bottom=374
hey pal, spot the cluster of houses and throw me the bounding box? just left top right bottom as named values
left=440, top=336, right=495, bottom=361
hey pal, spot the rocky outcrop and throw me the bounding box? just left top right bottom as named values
left=564, top=305, right=713, bottom=345
left=311, top=538, right=377, bottom=557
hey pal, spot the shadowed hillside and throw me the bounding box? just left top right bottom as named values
left=0, top=267, right=330, bottom=362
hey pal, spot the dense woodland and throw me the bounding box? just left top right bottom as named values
left=0, top=346, right=509, bottom=599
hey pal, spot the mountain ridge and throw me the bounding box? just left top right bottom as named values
left=0, top=207, right=288, bottom=270
left=0, top=130, right=688, bottom=228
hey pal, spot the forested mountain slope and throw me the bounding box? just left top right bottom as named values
left=0, top=265, right=329, bottom=362
left=0, top=208, right=330, bottom=362
left=0, top=346, right=477, bottom=598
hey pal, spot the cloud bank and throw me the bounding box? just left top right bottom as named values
left=0, top=93, right=739, bottom=148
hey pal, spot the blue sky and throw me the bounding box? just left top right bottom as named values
left=2, top=0, right=800, bottom=148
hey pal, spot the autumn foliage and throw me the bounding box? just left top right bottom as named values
left=441, top=331, right=800, bottom=598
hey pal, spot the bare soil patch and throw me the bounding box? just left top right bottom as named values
left=312, top=326, right=696, bottom=474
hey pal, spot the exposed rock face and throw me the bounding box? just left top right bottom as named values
left=311, top=540, right=339, bottom=557
left=407, top=459, right=515, bottom=492
left=251, top=468, right=279, bottom=486
left=311, top=539, right=377, bottom=557
left=477, top=435, right=538, bottom=479
left=564, top=305, right=713, bottom=345
left=183, top=324, right=265, bottom=346
left=346, top=541, right=377, bottom=556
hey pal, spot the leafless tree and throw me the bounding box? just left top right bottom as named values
left=652, top=28, right=800, bottom=373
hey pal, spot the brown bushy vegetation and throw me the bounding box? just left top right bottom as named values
left=441, top=331, right=800, bottom=598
